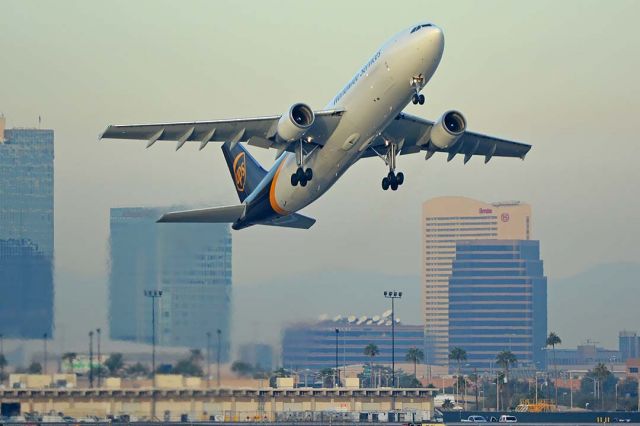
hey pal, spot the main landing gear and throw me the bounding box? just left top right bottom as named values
left=380, top=140, right=405, bottom=191
left=412, top=93, right=425, bottom=105
left=291, top=139, right=313, bottom=187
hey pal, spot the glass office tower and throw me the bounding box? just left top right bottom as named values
left=0, top=118, right=54, bottom=338
left=448, top=240, right=547, bottom=370
left=109, top=207, right=232, bottom=360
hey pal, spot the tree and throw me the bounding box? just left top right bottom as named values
left=496, top=350, right=517, bottom=409
left=449, top=347, right=467, bottom=403
left=441, top=398, right=455, bottom=410
left=104, top=353, right=124, bottom=376
left=318, top=368, right=336, bottom=388
left=28, top=361, right=42, bottom=374
left=189, top=349, right=204, bottom=364
left=61, top=352, right=77, bottom=373
left=126, top=362, right=150, bottom=378
left=364, top=343, right=379, bottom=387
left=546, top=332, right=562, bottom=406
left=173, top=359, right=203, bottom=377
left=405, top=347, right=424, bottom=382
left=0, top=354, right=7, bottom=372
left=231, top=361, right=254, bottom=377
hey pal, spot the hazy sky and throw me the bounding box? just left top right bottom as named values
left=2, top=0, right=639, bottom=351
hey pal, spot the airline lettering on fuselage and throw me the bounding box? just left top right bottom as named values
left=233, top=152, right=246, bottom=192
left=332, top=50, right=382, bottom=106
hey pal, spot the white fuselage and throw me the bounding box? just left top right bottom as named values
left=267, top=24, right=445, bottom=215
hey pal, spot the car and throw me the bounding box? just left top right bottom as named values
left=499, top=415, right=518, bottom=423
left=462, top=415, right=488, bottom=423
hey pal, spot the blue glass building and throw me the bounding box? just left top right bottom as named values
left=109, top=207, right=232, bottom=360
left=282, top=316, right=424, bottom=371
left=0, top=121, right=54, bottom=338
left=448, top=240, right=547, bottom=371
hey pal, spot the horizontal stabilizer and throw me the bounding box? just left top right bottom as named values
left=260, top=213, right=316, bottom=229
left=157, top=205, right=245, bottom=223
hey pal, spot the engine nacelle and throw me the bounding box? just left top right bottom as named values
left=277, top=103, right=315, bottom=142
left=430, top=110, right=466, bottom=149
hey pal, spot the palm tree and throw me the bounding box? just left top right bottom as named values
left=448, top=347, right=467, bottom=403
left=61, top=352, right=77, bottom=373
left=405, top=347, right=424, bottom=383
left=496, top=350, right=517, bottom=410
left=546, top=332, right=562, bottom=406
left=364, top=343, right=379, bottom=387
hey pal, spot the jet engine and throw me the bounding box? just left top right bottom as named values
left=277, top=103, right=315, bottom=142
left=429, top=110, right=466, bottom=149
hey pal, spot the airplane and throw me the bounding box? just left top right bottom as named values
left=100, top=22, right=531, bottom=230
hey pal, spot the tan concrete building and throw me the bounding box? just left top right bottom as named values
left=422, top=196, right=531, bottom=365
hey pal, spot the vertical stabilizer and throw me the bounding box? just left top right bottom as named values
left=221, top=142, right=267, bottom=202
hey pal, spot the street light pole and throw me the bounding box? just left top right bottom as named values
left=335, top=328, right=340, bottom=388
left=43, top=333, right=48, bottom=375
left=216, top=329, right=221, bottom=388
left=144, top=289, right=163, bottom=420
left=96, top=328, right=101, bottom=387
left=384, top=291, right=402, bottom=388
left=88, top=331, right=94, bottom=388
left=206, top=332, right=211, bottom=388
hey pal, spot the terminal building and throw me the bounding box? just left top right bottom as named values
left=109, top=207, right=232, bottom=359
left=0, top=116, right=54, bottom=338
left=448, top=240, right=547, bottom=370
left=422, top=196, right=532, bottom=365
left=281, top=314, right=424, bottom=371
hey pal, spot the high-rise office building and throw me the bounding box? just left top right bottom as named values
left=0, top=116, right=54, bottom=338
left=238, top=343, right=274, bottom=371
left=448, top=240, right=547, bottom=370
left=619, top=331, right=640, bottom=361
left=109, top=207, right=232, bottom=360
left=422, top=197, right=531, bottom=365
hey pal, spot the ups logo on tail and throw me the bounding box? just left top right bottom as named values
left=233, top=152, right=246, bottom=192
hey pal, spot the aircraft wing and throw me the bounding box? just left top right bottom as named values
left=99, top=109, right=345, bottom=152
left=362, top=113, right=531, bottom=163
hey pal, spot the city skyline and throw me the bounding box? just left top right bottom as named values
left=0, top=1, right=638, bottom=354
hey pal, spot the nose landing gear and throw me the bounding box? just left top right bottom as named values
left=291, top=139, right=313, bottom=187
left=411, top=74, right=425, bottom=105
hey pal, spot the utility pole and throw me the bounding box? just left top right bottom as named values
left=206, top=332, right=211, bottom=388
left=96, top=328, right=101, bottom=387
left=88, top=331, right=94, bottom=388
left=335, top=328, right=340, bottom=388
left=216, top=329, right=222, bottom=388
left=43, top=333, right=48, bottom=375
left=144, top=289, right=162, bottom=420
left=383, top=291, right=402, bottom=388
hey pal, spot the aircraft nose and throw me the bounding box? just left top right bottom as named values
left=425, top=25, right=444, bottom=53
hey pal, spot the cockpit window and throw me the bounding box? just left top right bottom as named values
left=410, top=24, right=432, bottom=33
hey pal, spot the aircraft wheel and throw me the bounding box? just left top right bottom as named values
left=389, top=173, right=398, bottom=187
left=299, top=176, right=308, bottom=187
left=396, top=172, right=404, bottom=185
left=382, top=177, right=390, bottom=191
left=418, top=94, right=425, bottom=105
left=296, top=167, right=305, bottom=180
left=291, top=173, right=299, bottom=186
left=412, top=94, right=419, bottom=105
left=390, top=180, right=399, bottom=191
left=305, top=168, right=313, bottom=181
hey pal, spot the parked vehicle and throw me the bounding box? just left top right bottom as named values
left=500, top=415, right=518, bottom=423
left=462, top=415, right=488, bottom=423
